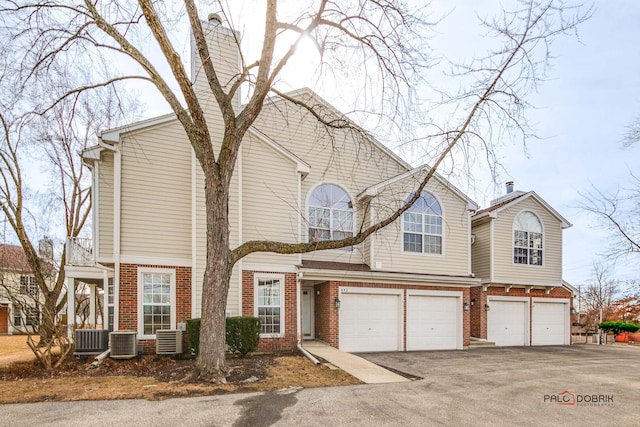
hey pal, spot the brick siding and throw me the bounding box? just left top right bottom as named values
left=242, top=271, right=298, bottom=352
left=470, top=284, right=571, bottom=341
left=118, top=263, right=191, bottom=354
left=314, top=281, right=472, bottom=350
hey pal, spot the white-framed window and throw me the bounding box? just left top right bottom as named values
left=402, top=192, right=443, bottom=254
left=19, top=275, right=38, bottom=297
left=13, top=308, right=22, bottom=326
left=513, top=211, right=543, bottom=266
left=254, top=275, right=285, bottom=337
left=137, top=268, right=176, bottom=337
left=308, top=183, right=354, bottom=242
left=107, top=277, right=115, bottom=331
left=24, top=306, right=40, bottom=327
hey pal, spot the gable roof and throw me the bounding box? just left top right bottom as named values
left=246, top=127, right=311, bottom=176
left=0, top=243, right=32, bottom=272
left=94, top=88, right=402, bottom=176
left=473, top=192, right=527, bottom=216
left=91, top=111, right=312, bottom=176
left=357, top=165, right=479, bottom=210
left=263, top=87, right=412, bottom=171
left=99, top=113, right=177, bottom=143
left=472, top=191, right=572, bottom=229
left=0, top=243, right=56, bottom=274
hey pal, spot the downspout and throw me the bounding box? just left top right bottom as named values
left=298, top=342, right=320, bottom=365
left=238, top=145, right=243, bottom=316
left=191, top=150, right=198, bottom=318
left=296, top=271, right=320, bottom=365
left=297, top=171, right=303, bottom=266
left=113, top=147, right=122, bottom=331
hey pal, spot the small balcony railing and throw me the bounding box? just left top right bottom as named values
left=66, top=237, right=94, bottom=266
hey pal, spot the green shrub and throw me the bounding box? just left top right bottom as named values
left=226, top=316, right=261, bottom=357
left=186, top=318, right=201, bottom=356
left=598, top=321, right=640, bottom=335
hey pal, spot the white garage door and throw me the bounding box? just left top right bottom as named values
left=488, top=300, right=528, bottom=346
left=532, top=301, right=568, bottom=345
left=339, top=292, right=401, bottom=352
left=407, top=295, right=460, bottom=350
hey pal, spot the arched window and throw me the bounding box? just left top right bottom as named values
left=513, top=211, right=543, bottom=265
left=308, top=184, right=354, bottom=242
left=403, top=192, right=443, bottom=254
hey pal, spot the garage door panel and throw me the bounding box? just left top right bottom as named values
left=532, top=302, right=567, bottom=345
left=407, top=295, right=459, bottom=350
left=488, top=300, right=527, bottom=346
left=339, top=292, right=400, bottom=352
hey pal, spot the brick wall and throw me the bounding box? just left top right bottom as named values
left=313, top=281, right=339, bottom=347
left=242, top=271, right=297, bottom=352
left=471, top=284, right=571, bottom=341
left=119, top=263, right=191, bottom=354
left=470, top=285, right=483, bottom=338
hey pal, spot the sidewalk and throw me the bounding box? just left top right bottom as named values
left=302, top=340, right=409, bottom=384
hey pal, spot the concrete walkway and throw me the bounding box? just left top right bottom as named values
left=302, top=340, right=409, bottom=384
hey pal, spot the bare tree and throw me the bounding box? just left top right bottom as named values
left=0, top=240, right=70, bottom=368
left=623, top=116, right=640, bottom=149
left=1, top=1, right=590, bottom=381
left=75, top=280, right=103, bottom=329
left=0, top=59, right=134, bottom=367
left=581, top=176, right=640, bottom=262
left=580, top=261, right=621, bottom=343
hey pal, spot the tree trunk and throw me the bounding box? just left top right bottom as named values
left=38, top=293, right=57, bottom=346
left=195, top=171, right=233, bottom=383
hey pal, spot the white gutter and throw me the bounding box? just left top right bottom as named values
left=299, top=268, right=481, bottom=286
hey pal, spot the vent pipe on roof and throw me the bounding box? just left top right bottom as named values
left=208, top=13, right=222, bottom=25
left=505, top=181, right=514, bottom=194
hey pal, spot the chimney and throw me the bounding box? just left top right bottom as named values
left=191, top=12, right=241, bottom=114
left=505, top=181, right=514, bottom=194
left=38, top=237, right=54, bottom=260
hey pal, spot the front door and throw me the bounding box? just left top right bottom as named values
left=0, top=305, right=8, bottom=334
left=302, top=287, right=314, bottom=339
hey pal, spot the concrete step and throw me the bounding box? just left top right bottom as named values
left=468, top=339, right=497, bottom=348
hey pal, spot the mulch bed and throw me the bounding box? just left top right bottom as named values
left=0, top=353, right=276, bottom=384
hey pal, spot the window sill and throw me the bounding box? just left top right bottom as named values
left=512, top=263, right=544, bottom=268
left=259, top=333, right=284, bottom=339
left=137, top=334, right=156, bottom=340
left=400, top=250, right=445, bottom=257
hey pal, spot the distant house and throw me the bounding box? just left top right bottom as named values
left=64, top=17, right=574, bottom=353
left=0, top=243, right=54, bottom=334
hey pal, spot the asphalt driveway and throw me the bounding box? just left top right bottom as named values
left=359, top=344, right=637, bottom=380
left=3, top=344, right=639, bottom=426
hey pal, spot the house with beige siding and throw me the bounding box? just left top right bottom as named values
left=0, top=243, right=54, bottom=335
left=64, top=17, right=573, bottom=354
left=470, top=182, right=573, bottom=346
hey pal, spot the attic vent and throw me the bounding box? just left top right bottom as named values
left=208, top=13, right=222, bottom=25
